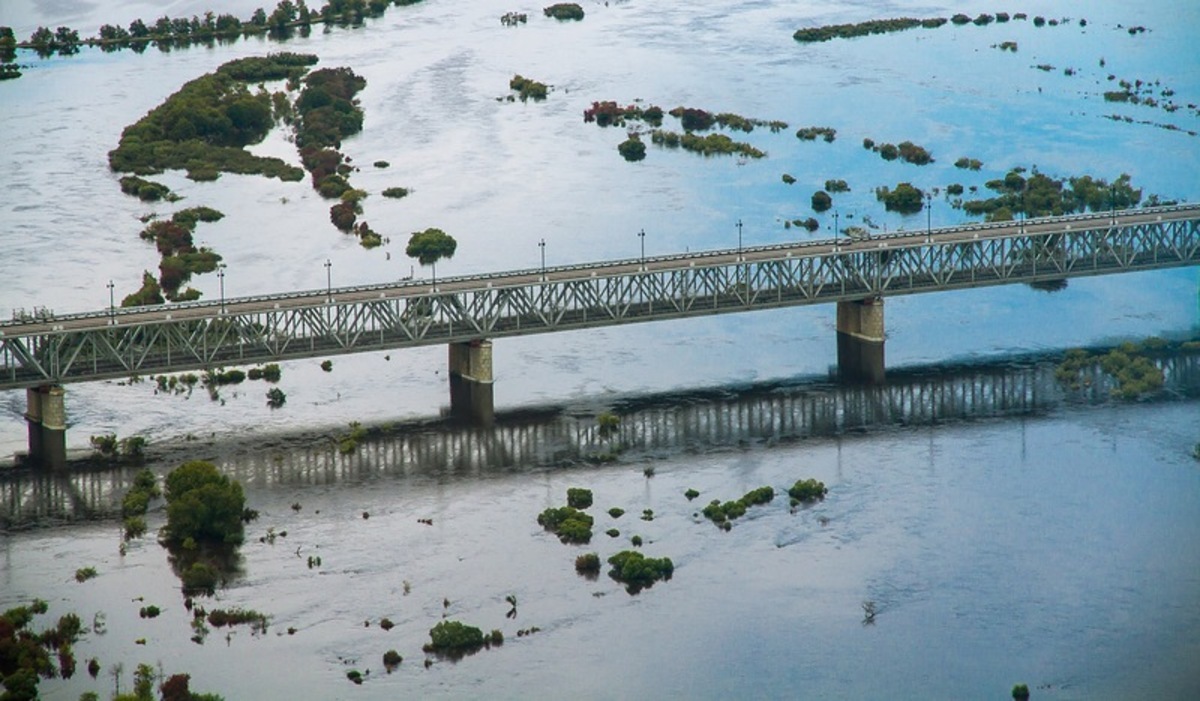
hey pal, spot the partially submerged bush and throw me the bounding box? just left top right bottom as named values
left=575, top=552, right=601, bottom=576
left=383, top=649, right=402, bottom=669
left=75, top=567, right=98, bottom=583
left=164, top=460, right=247, bottom=546
left=788, top=478, right=828, bottom=504
left=607, top=550, right=674, bottom=593
left=567, top=488, right=593, bottom=509
left=543, top=3, right=584, bottom=20
left=424, top=620, right=485, bottom=656
left=537, top=506, right=594, bottom=544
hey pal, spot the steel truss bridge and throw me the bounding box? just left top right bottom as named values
left=1, top=205, right=1198, bottom=390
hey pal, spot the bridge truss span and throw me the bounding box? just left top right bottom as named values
left=0, top=206, right=1197, bottom=390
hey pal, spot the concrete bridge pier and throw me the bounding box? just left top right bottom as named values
left=836, top=298, right=885, bottom=384
left=448, top=340, right=494, bottom=426
left=25, top=385, right=67, bottom=469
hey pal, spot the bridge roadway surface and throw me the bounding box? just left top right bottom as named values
left=0, top=204, right=1197, bottom=389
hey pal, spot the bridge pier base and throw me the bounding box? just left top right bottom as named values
left=25, top=385, right=67, bottom=469
left=836, top=298, right=885, bottom=384
left=448, top=340, right=494, bottom=426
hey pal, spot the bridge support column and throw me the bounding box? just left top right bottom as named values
left=836, top=298, right=885, bottom=384
left=448, top=340, right=494, bottom=426
left=25, top=385, right=67, bottom=469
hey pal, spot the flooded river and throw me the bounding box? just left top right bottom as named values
left=1, top=0, right=1199, bottom=698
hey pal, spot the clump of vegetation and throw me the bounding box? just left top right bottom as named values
left=120, top=467, right=159, bottom=538
left=374, top=160, right=390, bottom=168
left=423, top=620, right=488, bottom=657
left=121, top=271, right=165, bottom=308
left=1012, top=683, right=1030, bottom=700
left=321, top=360, right=333, bottom=372
left=607, top=550, right=674, bottom=593
left=789, top=217, right=820, bottom=232
left=118, top=175, right=176, bottom=202
left=383, top=650, right=402, bottom=670
left=406, top=227, right=458, bottom=271
left=509, top=74, right=548, bottom=101
left=959, top=169, right=1143, bottom=221
left=649, top=129, right=766, bottom=159
left=607, top=507, right=625, bottom=518
left=811, top=190, right=832, bottom=212
left=501, top=12, right=528, bottom=26
left=207, top=607, right=268, bottom=632
left=109, top=54, right=314, bottom=182
left=618, top=135, right=647, bottom=162
left=875, top=182, right=925, bottom=214
left=74, top=567, right=98, bottom=583
left=538, top=506, right=594, bottom=544
left=164, top=460, right=247, bottom=546
left=543, top=3, right=584, bottom=21
left=701, top=486, right=775, bottom=529
left=996, top=41, right=1018, bottom=52
left=382, top=187, right=409, bottom=199
left=567, top=488, right=593, bottom=509
left=346, top=669, right=364, bottom=684
left=180, top=561, right=220, bottom=595
left=954, top=157, right=983, bottom=170
left=788, top=478, right=828, bottom=505
left=782, top=174, right=796, bottom=185
left=337, top=421, right=368, bottom=454
left=796, top=126, right=836, bottom=142
left=575, top=552, right=601, bottom=577
left=598, top=411, right=620, bottom=438
left=606, top=528, right=620, bottom=537
left=641, top=509, right=654, bottom=521
left=139, top=605, right=161, bottom=619
left=793, top=17, right=945, bottom=43
left=824, top=179, right=850, bottom=193
left=896, top=140, right=933, bottom=165
left=0, top=599, right=84, bottom=698
left=684, top=488, right=700, bottom=501
left=266, top=387, right=287, bottom=408
left=630, top=535, right=643, bottom=547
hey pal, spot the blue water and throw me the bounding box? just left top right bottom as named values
left=0, top=2, right=1199, bottom=697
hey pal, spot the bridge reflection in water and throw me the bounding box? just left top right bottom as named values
left=3, top=353, right=1197, bottom=528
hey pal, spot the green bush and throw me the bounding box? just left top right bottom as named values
left=607, top=507, right=625, bottom=518
left=811, top=190, right=832, bottom=212
left=575, top=552, right=601, bottom=575
left=266, top=387, right=287, bottom=408
left=510, top=74, right=548, bottom=101
left=567, top=488, right=593, bottom=509
left=543, top=3, right=584, bottom=21
left=684, top=488, right=700, bottom=501
left=788, top=478, right=828, bottom=503
left=618, top=135, right=647, bottom=162
left=382, top=187, right=409, bottom=198
left=607, top=550, right=674, bottom=593
left=383, top=649, right=402, bottom=669
left=824, top=179, right=850, bottom=193
left=424, top=620, right=485, bottom=655
left=74, top=567, right=98, bottom=583
left=782, top=173, right=796, bottom=184
left=1012, top=684, right=1030, bottom=700
left=876, top=182, right=925, bottom=214
left=164, top=461, right=247, bottom=545
left=606, top=528, right=620, bottom=537
left=537, top=506, right=594, bottom=544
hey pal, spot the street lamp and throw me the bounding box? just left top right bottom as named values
left=638, top=228, right=646, bottom=269
left=833, top=211, right=840, bottom=239
left=925, top=191, right=933, bottom=242
left=217, top=264, right=226, bottom=313
left=324, top=259, right=332, bottom=302
left=1110, top=184, right=1117, bottom=224
left=736, top=219, right=743, bottom=259
left=539, top=238, right=546, bottom=281
left=107, top=280, right=114, bottom=319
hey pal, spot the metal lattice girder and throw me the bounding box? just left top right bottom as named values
left=1, top=206, right=1197, bottom=390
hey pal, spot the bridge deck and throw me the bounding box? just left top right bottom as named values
left=1, top=205, right=1197, bottom=389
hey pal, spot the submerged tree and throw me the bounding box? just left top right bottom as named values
left=406, top=228, right=457, bottom=282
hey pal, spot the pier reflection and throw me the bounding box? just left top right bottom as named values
left=3, top=352, right=1197, bottom=529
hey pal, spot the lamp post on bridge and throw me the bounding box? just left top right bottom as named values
left=833, top=211, right=839, bottom=239
left=925, top=190, right=933, bottom=242
left=539, top=238, right=546, bottom=282
left=107, top=280, right=114, bottom=320
left=217, top=263, right=226, bottom=314
left=736, top=218, right=743, bottom=259
left=638, top=228, right=645, bottom=270
left=1110, top=183, right=1117, bottom=224
left=324, top=259, right=332, bottom=303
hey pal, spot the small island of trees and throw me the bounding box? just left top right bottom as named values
left=543, top=3, right=584, bottom=21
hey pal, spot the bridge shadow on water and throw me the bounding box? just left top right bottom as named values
left=3, top=350, right=1198, bottom=530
